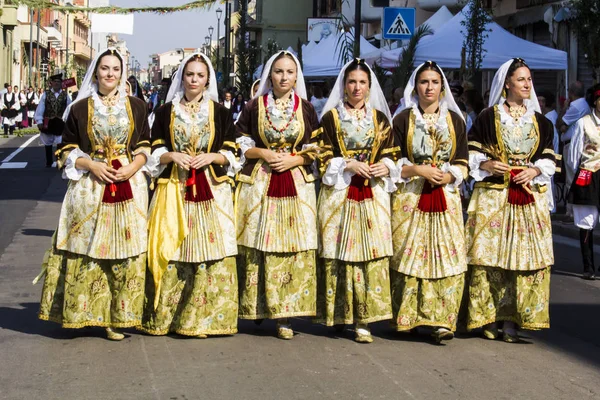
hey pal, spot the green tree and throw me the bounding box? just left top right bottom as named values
left=460, top=0, right=492, bottom=81
left=392, top=24, right=433, bottom=89
left=570, top=0, right=600, bottom=82
left=235, top=0, right=251, bottom=96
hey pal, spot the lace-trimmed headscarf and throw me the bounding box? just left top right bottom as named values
left=488, top=58, right=541, bottom=113
left=166, top=52, right=218, bottom=104
left=62, top=47, right=127, bottom=121
left=253, top=50, right=307, bottom=100
left=403, top=61, right=465, bottom=122
left=320, top=58, right=392, bottom=123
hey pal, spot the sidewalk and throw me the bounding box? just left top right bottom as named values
left=551, top=213, right=600, bottom=241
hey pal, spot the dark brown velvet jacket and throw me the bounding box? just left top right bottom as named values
left=319, top=109, right=401, bottom=174
left=235, top=95, right=320, bottom=183
left=151, top=100, right=236, bottom=184
left=392, top=108, right=469, bottom=169
left=57, top=96, right=150, bottom=167
left=468, top=106, right=556, bottom=187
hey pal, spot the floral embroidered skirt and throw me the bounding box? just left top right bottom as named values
left=316, top=258, right=392, bottom=326
left=237, top=246, right=316, bottom=319
left=140, top=257, right=238, bottom=336
left=466, top=265, right=550, bottom=331
left=391, top=271, right=465, bottom=332
left=38, top=247, right=146, bottom=329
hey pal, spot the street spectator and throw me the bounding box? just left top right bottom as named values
left=310, top=86, right=327, bottom=117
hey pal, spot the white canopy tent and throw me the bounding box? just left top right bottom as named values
left=363, top=6, right=454, bottom=66
left=302, top=31, right=378, bottom=77
left=379, top=2, right=568, bottom=71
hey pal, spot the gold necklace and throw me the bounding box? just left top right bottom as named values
left=182, top=95, right=203, bottom=117
left=99, top=92, right=118, bottom=107
left=507, top=103, right=527, bottom=123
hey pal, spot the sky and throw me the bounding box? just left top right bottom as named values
left=109, top=0, right=222, bottom=68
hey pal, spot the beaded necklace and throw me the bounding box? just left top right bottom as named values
left=264, top=93, right=299, bottom=134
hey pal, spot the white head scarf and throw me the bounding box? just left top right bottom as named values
left=403, top=61, right=465, bottom=122
left=253, top=50, right=307, bottom=100
left=166, top=52, right=218, bottom=104
left=62, top=47, right=128, bottom=121
left=320, top=58, right=392, bottom=123
left=488, top=58, right=541, bottom=113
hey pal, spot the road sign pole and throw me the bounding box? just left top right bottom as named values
left=354, top=0, right=361, bottom=58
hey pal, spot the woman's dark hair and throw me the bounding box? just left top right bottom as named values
left=95, top=49, right=124, bottom=77
left=183, top=54, right=211, bottom=86
left=587, top=83, right=600, bottom=108
left=505, top=58, right=530, bottom=87
left=313, top=86, right=323, bottom=98
left=464, top=89, right=485, bottom=115
left=343, top=58, right=372, bottom=88
left=415, top=61, right=444, bottom=91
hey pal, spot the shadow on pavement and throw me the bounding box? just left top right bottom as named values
left=21, top=228, right=54, bottom=237
left=0, top=302, right=120, bottom=340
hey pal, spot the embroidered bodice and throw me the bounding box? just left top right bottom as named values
left=411, top=108, right=452, bottom=165
left=90, top=94, right=131, bottom=160
left=172, top=98, right=211, bottom=154
left=263, top=91, right=302, bottom=152
left=337, top=102, right=375, bottom=162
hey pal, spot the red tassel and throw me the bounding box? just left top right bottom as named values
left=417, top=180, right=447, bottom=212
left=507, top=169, right=535, bottom=205
left=102, top=159, right=133, bottom=204
left=184, top=169, right=214, bottom=202
left=347, top=174, right=373, bottom=201
left=267, top=170, right=298, bottom=198
left=575, top=169, right=593, bottom=187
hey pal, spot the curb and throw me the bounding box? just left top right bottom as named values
left=552, top=220, right=600, bottom=242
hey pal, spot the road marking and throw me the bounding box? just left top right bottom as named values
left=1, top=134, right=40, bottom=163
left=0, top=162, right=28, bottom=169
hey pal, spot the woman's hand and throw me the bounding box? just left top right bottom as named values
left=513, top=167, right=540, bottom=185
left=190, top=153, right=222, bottom=169
left=114, top=162, right=140, bottom=182
left=168, top=152, right=192, bottom=171
left=369, top=162, right=390, bottom=178
left=270, top=154, right=303, bottom=173
left=481, top=160, right=510, bottom=176
left=345, top=159, right=371, bottom=179
left=417, top=165, right=445, bottom=186
left=87, top=161, right=118, bottom=183
left=261, top=149, right=281, bottom=164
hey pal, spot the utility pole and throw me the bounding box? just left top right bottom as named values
left=354, top=0, right=361, bottom=58
left=29, top=9, right=34, bottom=86
left=35, top=9, right=41, bottom=86
left=224, top=1, right=231, bottom=88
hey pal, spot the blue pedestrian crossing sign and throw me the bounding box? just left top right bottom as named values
left=382, top=7, right=415, bottom=40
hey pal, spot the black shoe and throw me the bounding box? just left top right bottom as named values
left=582, top=271, right=596, bottom=280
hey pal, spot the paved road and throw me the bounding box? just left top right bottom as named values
left=0, top=137, right=599, bottom=400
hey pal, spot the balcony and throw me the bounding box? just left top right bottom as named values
left=16, top=24, right=49, bottom=48
left=73, top=41, right=93, bottom=61
left=416, top=0, right=463, bottom=12
left=45, top=26, right=62, bottom=43
left=74, top=11, right=90, bottom=27
left=1, top=4, right=18, bottom=27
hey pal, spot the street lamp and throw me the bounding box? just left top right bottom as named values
left=208, top=26, right=214, bottom=58
left=65, top=2, right=74, bottom=73
left=216, top=7, right=222, bottom=79
left=205, top=36, right=211, bottom=57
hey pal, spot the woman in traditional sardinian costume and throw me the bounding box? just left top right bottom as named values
left=235, top=51, right=321, bottom=340
left=466, top=58, right=556, bottom=343
left=568, top=84, right=600, bottom=281
left=36, top=48, right=152, bottom=341
left=140, top=53, right=240, bottom=337
left=315, top=58, right=401, bottom=343
left=390, top=61, right=469, bottom=344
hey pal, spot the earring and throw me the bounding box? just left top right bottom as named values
left=502, top=88, right=507, bottom=98
left=344, top=90, right=348, bottom=102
